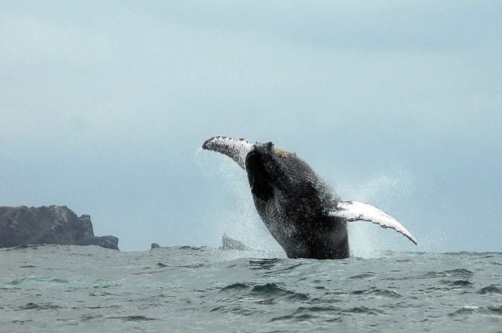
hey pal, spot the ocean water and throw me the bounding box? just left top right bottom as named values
left=1, top=245, right=501, bottom=333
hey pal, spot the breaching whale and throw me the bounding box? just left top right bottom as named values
left=202, top=136, right=417, bottom=259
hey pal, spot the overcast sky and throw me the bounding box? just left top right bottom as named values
left=1, top=1, right=500, bottom=255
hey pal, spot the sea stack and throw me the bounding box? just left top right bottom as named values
left=0, top=205, right=119, bottom=250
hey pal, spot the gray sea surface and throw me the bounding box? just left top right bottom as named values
left=1, top=245, right=502, bottom=332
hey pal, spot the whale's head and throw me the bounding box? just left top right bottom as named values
left=201, top=136, right=306, bottom=202
left=245, top=141, right=296, bottom=201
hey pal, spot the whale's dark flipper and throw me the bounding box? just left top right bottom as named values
left=202, top=136, right=417, bottom=259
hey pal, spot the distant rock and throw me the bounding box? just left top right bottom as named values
left=220, top=234, right=248, bottom=250
left=0, top=205, right=119, bottom=250
left=151, top=243, right=161, bottom=249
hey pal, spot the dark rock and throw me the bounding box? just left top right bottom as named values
left=220, top=234, right=248, bottom=250
left=0, top=205, right=119, bottom=250
left=81, top=235, right=119, bottom=250
left=151, top=243, right=160, bottom=249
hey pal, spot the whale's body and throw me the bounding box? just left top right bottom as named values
left=202, top=136, right=416, bottom=259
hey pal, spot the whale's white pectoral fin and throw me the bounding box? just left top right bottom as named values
left=202, top=136, right=255, bottom=170
left=328, top=201, right=417, bottom=245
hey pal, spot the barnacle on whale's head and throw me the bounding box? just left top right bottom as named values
left=272, top=147, right=297, bottom=159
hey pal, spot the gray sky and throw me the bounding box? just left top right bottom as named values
left=1, top=1, right=501, bottom=254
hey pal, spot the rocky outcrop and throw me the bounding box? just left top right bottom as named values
left=220, top=234, right=248, bottom=250
left=0, top=206, right=119, bottom=250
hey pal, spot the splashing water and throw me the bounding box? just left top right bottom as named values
left=196, top=148, right=419, bottom=258
left=194, top=148, right=283, bottom=254
left=335, top=170, right=417, bottom=258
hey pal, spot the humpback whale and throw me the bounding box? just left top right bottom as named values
left=202, top=136, right=417, bottom=259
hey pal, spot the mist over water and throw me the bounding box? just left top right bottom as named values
left=195, top=149, right=283, bottom=253
left=340, top=170, right=417, bottom=258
